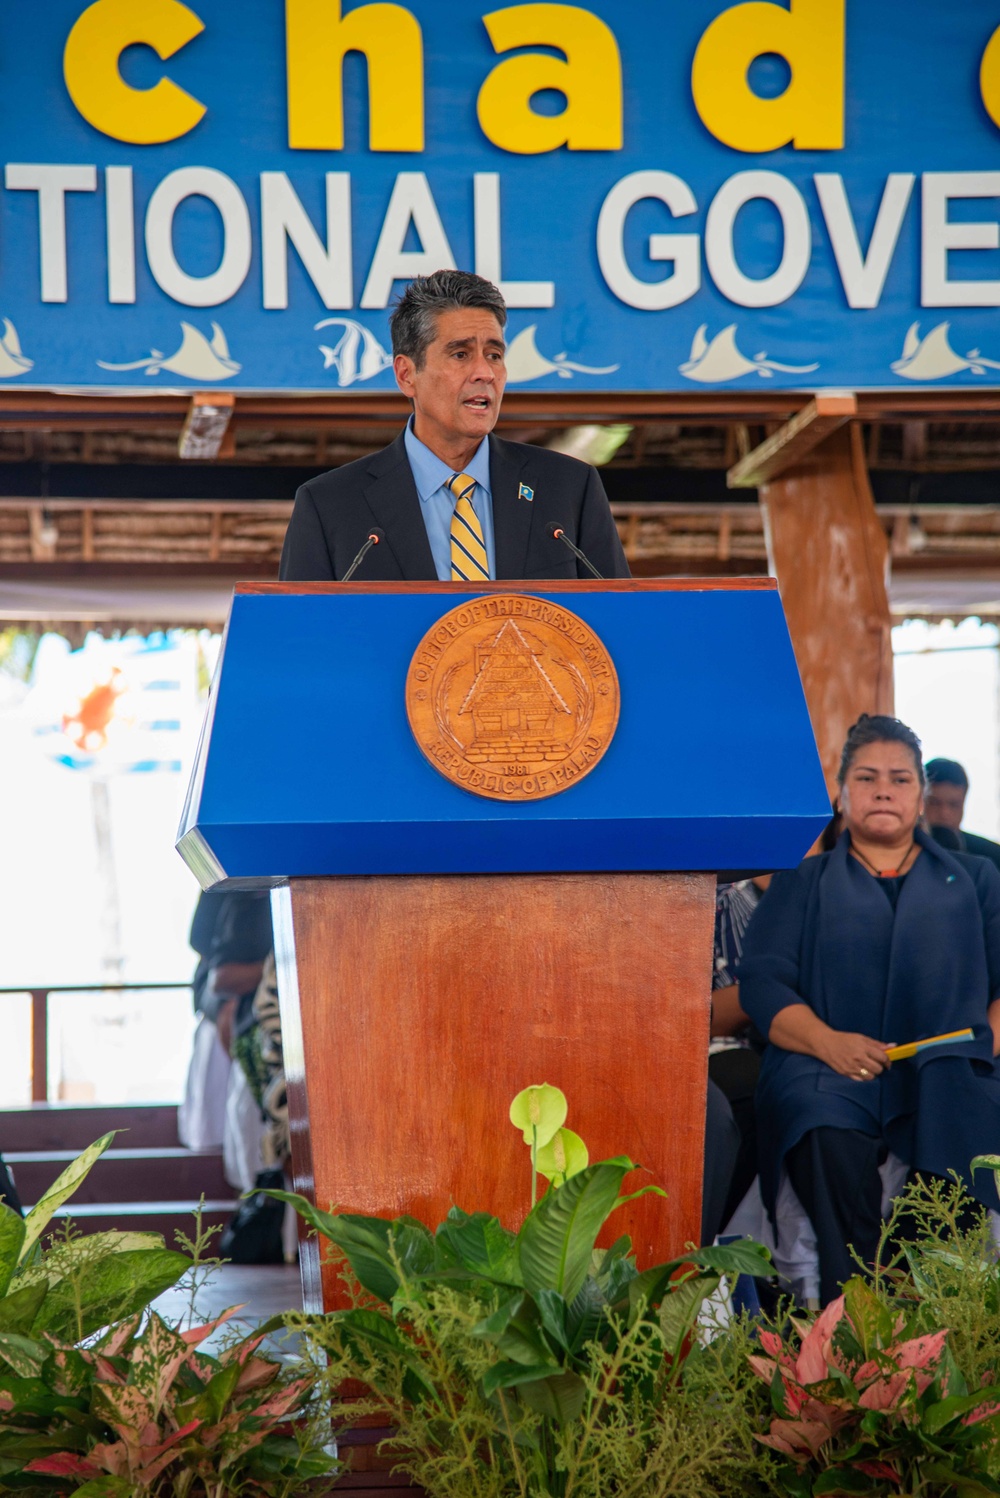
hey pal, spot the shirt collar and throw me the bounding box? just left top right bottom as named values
left=404, top=416, right=491, bottom=504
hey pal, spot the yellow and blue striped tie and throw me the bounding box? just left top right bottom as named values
left=448, top=472, right=490, bottom=582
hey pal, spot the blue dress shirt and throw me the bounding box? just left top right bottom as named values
left=403, top=417, right=496, bottom=581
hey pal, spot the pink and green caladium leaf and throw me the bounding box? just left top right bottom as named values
left=509, top=1085, right=568, bottom=1151
left=923, top=1386, right=1000, bottom=1436
left=535, top=1128, right=589, bottom=1185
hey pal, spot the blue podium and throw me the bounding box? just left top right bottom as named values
left=178, top=579, right=827, bottom=1310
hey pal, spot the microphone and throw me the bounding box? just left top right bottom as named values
left=342, top=527, right=384, bottom=582
left=546, top=522, right=604, bottom=580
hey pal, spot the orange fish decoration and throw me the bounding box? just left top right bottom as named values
left=62, top=667, right=127, bottom=752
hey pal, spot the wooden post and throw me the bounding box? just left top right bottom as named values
left=758, top=425, right=893, bottom=793
left=30, top=990, right=48, bottom=1103
left=273, top=871, right=714, bottom=1313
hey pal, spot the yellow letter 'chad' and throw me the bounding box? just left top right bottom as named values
left=63, top=0, right=206, bottom=145
left=286, top=0, right=423, bottom=151
left=478, top=4, right=622, bottom=154
left=691, top=0, right=844, bottom=153
left=980, top=25, right=1000, bottom=132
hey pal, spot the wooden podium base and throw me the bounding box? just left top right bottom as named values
left=272, top=872, right=714, bottom=1312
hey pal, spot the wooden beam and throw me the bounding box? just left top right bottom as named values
left=726, top=393, right=858, bottom=488
left=759, top=425, right=892, bottom=792
left=2, top=385, right=1000, bottom=432
left=177, top=392, right=236, bottom=460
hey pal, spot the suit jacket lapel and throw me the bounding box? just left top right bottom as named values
left=362, top=430, right=436, bottom=580
left=490, top=435, right=532, bottom=579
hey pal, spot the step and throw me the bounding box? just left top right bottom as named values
left=0, top=1103, right=182, bottom=1152
left=39, top=1200, right=237, bottom=1244
left=6, top=1147, right=230, bottom=1205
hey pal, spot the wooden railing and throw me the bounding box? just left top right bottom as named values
left=0, top=984, right=191, bottom=1103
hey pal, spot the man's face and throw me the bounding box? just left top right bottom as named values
left=394, top=307, right=506, bottom=453
left=924, top=780, right=966, bottom=830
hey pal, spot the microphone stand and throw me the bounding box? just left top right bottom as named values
left=547, top=523, right=604, bottom=580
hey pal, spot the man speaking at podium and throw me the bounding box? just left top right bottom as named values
left=279, top=271, right=630, bottom=583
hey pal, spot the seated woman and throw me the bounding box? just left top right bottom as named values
left=740, top=713, right=1000, bottom=1306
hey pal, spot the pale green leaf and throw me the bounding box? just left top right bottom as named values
left=535, top=1129, right=589, bottom=1185
left=518, top=1158, right=635, bottom=1303
left=32, top=1248, right=190, bottom=1341
left=972, top=1155, right=1000, bottom=1204
left=0, top=1281, right=46, bottom=1336
left=843, top=1277, right=894, bottom=1360
left=659, top=1274, right=718, bottom=1357
left=0, top=1207, right=25, bottom=1298
left=70, top=1480, right=133, bottom=1498
left=509, top=1085, right=568, bottom=1150
left=20, top=1133, right=117, bottom=1262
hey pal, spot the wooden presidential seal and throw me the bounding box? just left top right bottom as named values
left=406, top=595, right=620, bottom=802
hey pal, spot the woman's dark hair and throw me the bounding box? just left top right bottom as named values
left=389, top=270, right=507, bottom=367
left=837, top=714, right=925, bottom=786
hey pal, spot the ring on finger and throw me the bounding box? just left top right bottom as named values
left=858, top=1067, right=871, bottom=1079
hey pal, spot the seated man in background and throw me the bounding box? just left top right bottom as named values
left=709, top=877, right=769, bottom=1231
left=925, top=757, right=1000, bottom=872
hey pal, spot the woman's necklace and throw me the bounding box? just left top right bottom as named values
left=851, top=840, right=918, bottom=879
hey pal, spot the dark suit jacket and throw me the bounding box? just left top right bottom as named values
left=279, top=430, right=630, bottom=581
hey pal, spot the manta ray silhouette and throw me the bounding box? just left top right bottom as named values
left=891, top=321, right=1000, bottom=381
left=679, top=324, right=819, bottom=384
left=505, top=325, right=619, bottom=384
left=97, top=322, right=241, bottom=381
left=315, top=318, right=393, bottom=387
left=0, top=319, right=33, bottom=378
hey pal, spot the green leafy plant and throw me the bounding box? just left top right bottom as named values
left=0, top=1135, right=337, bottom=1497
left=750, top=1276, right=1000, bottom=1496
left=0, top=1134, right=190, bottom=1344
left=18, top=1307, right=335, bottom=1498
left=271, top=1085, right=775, bottom=1497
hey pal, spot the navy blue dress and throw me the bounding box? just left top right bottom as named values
left=739, top=828, right=1000, bottom=1216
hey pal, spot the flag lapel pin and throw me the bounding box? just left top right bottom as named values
left=518, top=483, right=534, bottom=502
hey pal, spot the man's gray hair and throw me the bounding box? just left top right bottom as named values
left=389, top=270, right=507, bottom=367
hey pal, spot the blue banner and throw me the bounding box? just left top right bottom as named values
left=3, top=1, right=1000, bottom=393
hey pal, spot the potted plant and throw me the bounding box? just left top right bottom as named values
left=271, top=1084, right=776, bottom=1498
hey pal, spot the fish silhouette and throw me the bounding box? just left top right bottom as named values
left=0, top=319, right=33, bottom=378
left=315, top=318, right=393, bottom=387
left=891, top=321, right=1000, bottom=381
left=505, top=324, right=619, bottom=384
left=679, top=324, right=819, bottom=383
left=97, top=322, right=241, bottom=381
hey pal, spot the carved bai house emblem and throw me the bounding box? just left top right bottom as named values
left=406, top=595, right=620, bottom=802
